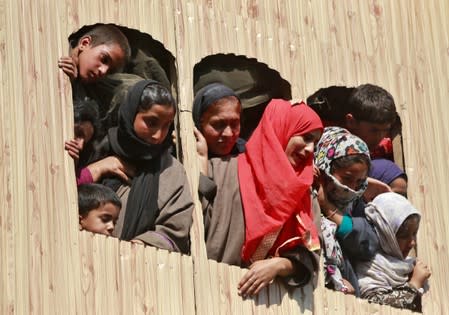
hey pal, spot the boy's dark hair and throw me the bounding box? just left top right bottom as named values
left=331, top=154, right=371, bottom=174
left=78, top=183, right=122, bottom=216
left=70, top=24, right=131, bottom=67
left=139, top=83, right=176, bottom=112
left=306, top=86, right=355, bottom=123
left=346, top=84, right=396, bottom=124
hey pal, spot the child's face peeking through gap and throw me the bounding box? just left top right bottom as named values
left=79, top=202, right=120, bottom=236
left=396, top=215, right=420, bottom=258
left=74, top=120, right=95, bottom=150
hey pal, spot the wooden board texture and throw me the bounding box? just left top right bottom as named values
left=1, top=0, right=448, bottom=314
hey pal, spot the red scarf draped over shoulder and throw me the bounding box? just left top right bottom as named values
left=238, top=99, right=323, bottom=263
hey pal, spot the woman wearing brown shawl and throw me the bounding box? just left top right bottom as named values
left=90, top=80, right=194, bottom=253
left=201, top=99, right=323, bottom=297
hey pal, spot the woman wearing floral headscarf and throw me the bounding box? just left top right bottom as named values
left=315, top=127, right=379, bottom=296
left=356, top=192, right=431, bottom=311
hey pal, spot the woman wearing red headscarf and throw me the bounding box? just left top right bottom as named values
left=201, top=99, right=323, bottom=297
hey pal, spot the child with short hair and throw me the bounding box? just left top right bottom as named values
left=58, top=24, right=131, bottom=83
left=344, top=84, right=397, bottom=152
left=356, top=192, right=431, bottom=312
left=307, top=84, right=399, bottom=158
left=78, top=183, right=122, bottom=236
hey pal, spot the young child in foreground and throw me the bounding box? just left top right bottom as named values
left=356, top=192, right=431, bottom=312
left=78, top=183, right=121, bottom=236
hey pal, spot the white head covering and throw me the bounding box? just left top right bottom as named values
left=356, top=192, right=421, bottom=297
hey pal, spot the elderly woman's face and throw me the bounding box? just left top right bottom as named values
left=200, top=96, right=241, bottom=156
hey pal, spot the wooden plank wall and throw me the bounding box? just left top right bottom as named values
left=0, top=0, right=447, bottom=314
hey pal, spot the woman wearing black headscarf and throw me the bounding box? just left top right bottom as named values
left=90, top=79, right=193, bottom=254
left=192, top=83, right=245, bottom=157
left=192, top=83, right=246, bottom=200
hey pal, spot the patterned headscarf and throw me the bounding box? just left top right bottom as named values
left=315, top=127, right=370, bottom=209
left=357, top=192, right=421, bottom=297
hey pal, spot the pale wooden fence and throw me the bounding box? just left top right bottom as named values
left=1, top=0, right=448, bottom=314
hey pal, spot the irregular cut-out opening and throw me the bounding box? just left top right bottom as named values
left=193, top=53, right=292, bottom=140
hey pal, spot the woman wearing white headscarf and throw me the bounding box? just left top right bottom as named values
left=356, top=192, right=431, bottom=311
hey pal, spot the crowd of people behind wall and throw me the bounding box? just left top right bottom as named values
left=59, top=24, right=431, bottom=311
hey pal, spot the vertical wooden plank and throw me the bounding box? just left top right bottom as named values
left=231, top=266, right=255, bottom=314
left=143, top=246, right=159, bottom=315
left=0, top=0, right=15, bottom=313
left=179, top=254, right=196, bottom=315
left=133, top=244, right=149, bottom=315
left=155, top=249, right=172, bottom=315
left=228, top=265, right=245, bottom=315
left=92, top=235, right=118, bottom=315
left=206, top=259, right=222, bottom=314
left=167, top=252, right=184, bottom=315
left=254, top=284, right=275, bottom=315
left=173, top=2, right=218, bottom=315
left=4, top=1, right=29, bottom=313
left=119, top=241, right=134, bottom=315
left=104, top=236, right=120, bottom=315
left=4, top=0, right=84, bottom=313
left=79, top=232, right=96, bottom=315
